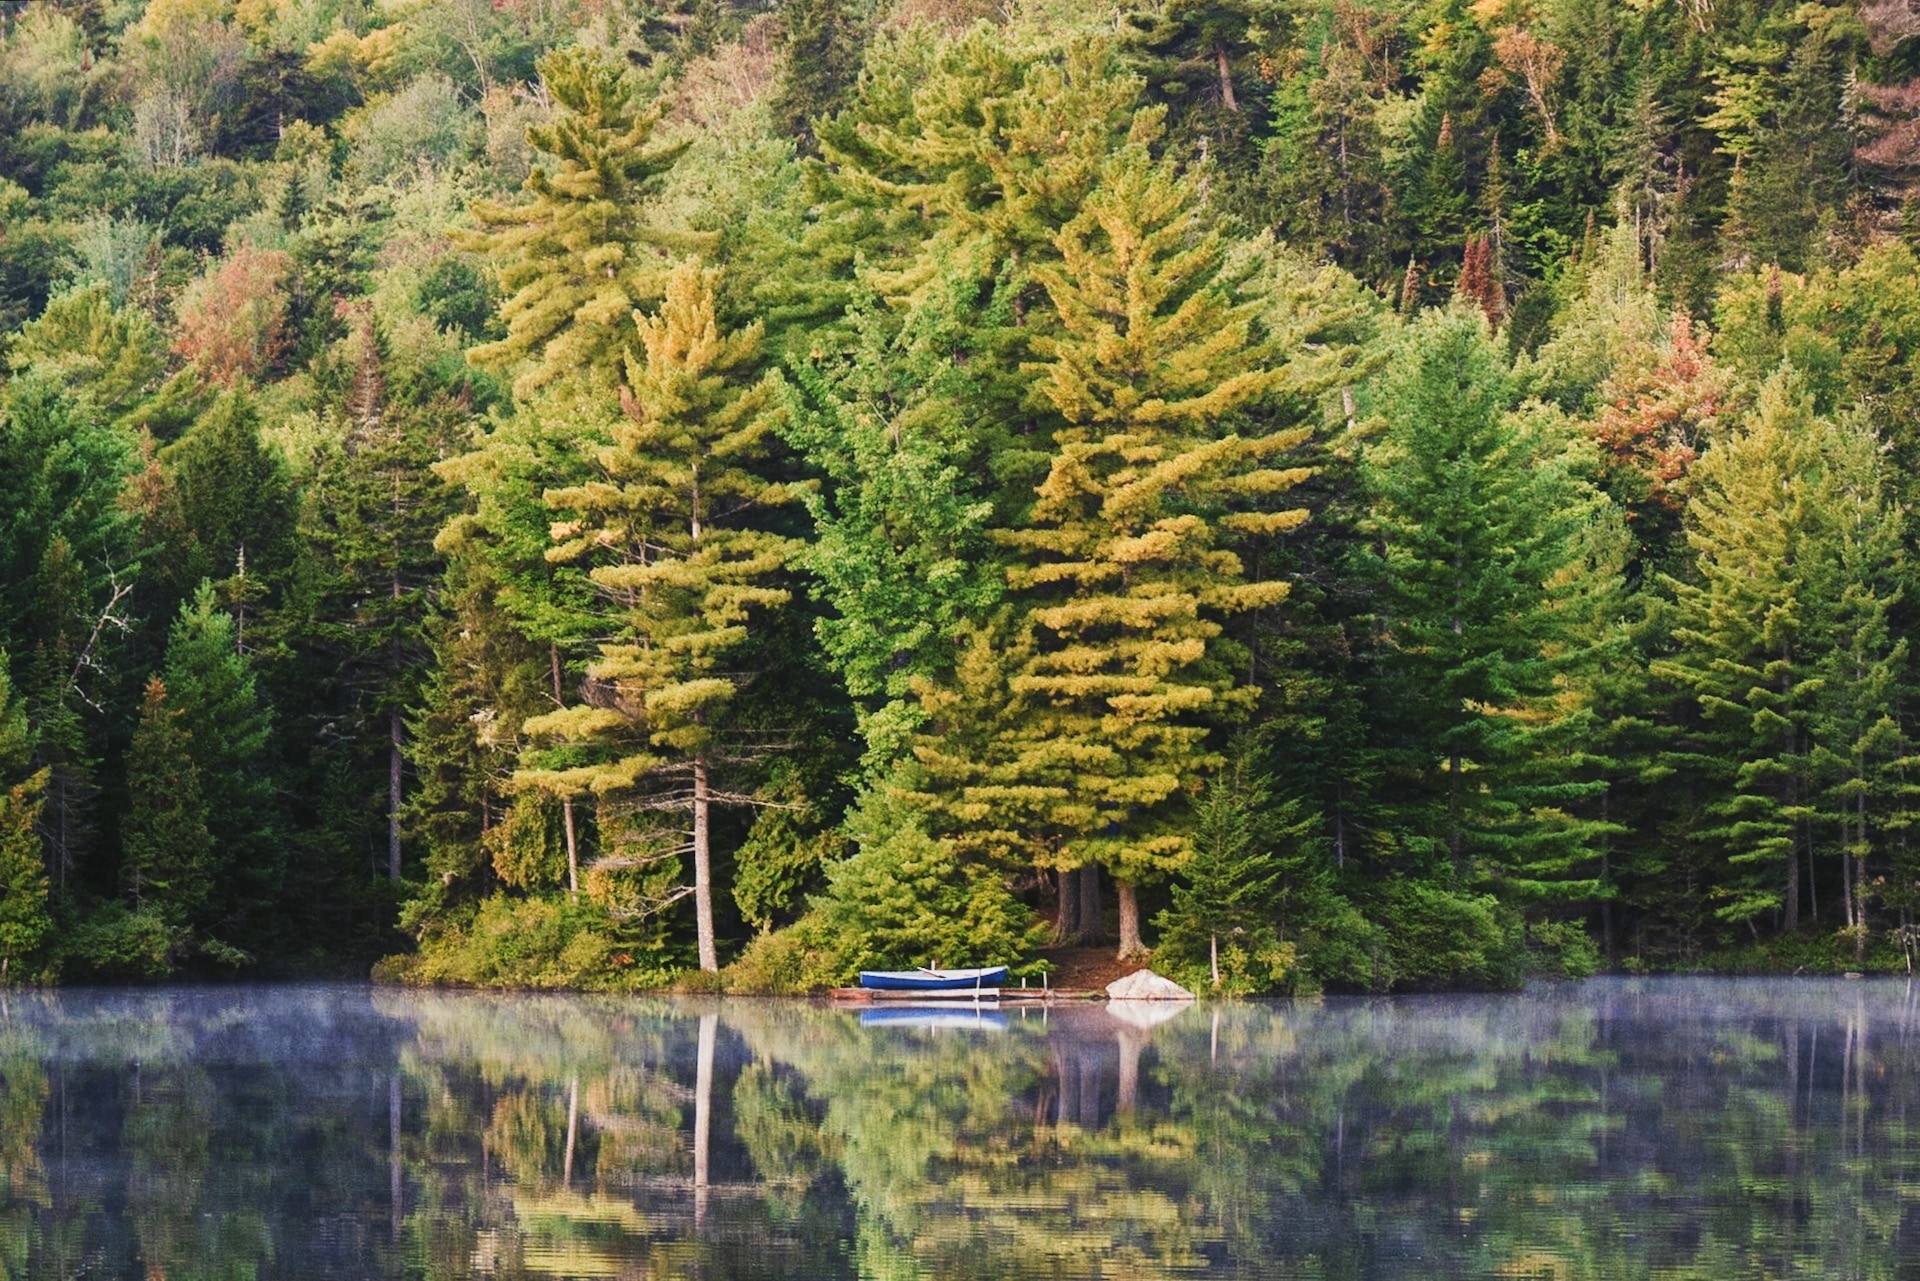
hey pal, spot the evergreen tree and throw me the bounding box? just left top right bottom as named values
left=159, top=582, right=278, bottom=949
left=1805, top=418, right=1910, bottom=959
left=914, top=145, right=1307, bottom=958
left=121, top=677, right=212, bottom=949
left=461, top=45, right=708, bottom=398
left=5, top=283, right=166, bottom=419
left=1151, top=752, right=1299, bottom=993
left=1650, top=371, right=1836, bottom=933
left=0, top=657, right=46, bottom=983
left=159, top=391, right=298, bottom=621
left=523, top=261, right=799, bottom=971
left=774, top=0, right=865, bottom=152
left=302, top=308, right=466, bottom=885
left=0, top=771, right=49, bottom=983
left=1361, top=306, right=1606, bottom=903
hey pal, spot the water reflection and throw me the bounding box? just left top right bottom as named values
left=2, top=980, right=1920, bottom=1277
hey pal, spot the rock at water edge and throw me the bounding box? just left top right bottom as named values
left=1105, top=969, right=1194, bottom=1001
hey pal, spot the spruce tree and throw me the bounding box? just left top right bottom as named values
left=1361, top=306, right=1606, bottom=903
left=159, top=391, right=298, bottom=621
left=523, top=261, right=799, bottom=971
left=461, top=46, right=708, bottom=398
left=122, top=678, right=212, bottom=943
left=159, top=583, right=278, bottom=946
left=302, top=309, right=465, bottom=884
left=1804, top=418, right=1910, bottom=959
left=1650, top=371, right=1832, bottom=932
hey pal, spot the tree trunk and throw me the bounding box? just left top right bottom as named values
left=1116, top=881, right=1144, bottom=959
left=1055, top=866, right=1081, bottom=942
left=388, top=706, right=403, bottom=882
left=1215, top=43, right=1239, bottom=113
left=1210, top=932, right=1219, bottom=988
left=1078, top=863, right=1103, bottom=943
left=551, top=644, right=578, bottom=901
left=693, top=756, right=717, bottom=972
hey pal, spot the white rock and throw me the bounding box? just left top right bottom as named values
left=1105, top=969, right=1195, bottom=1001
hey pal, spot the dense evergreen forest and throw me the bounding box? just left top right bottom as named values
left=1, top=0, right=1918, bottom=991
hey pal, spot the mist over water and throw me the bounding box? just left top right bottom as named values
left=1, top=979, right=1918, bottom=1278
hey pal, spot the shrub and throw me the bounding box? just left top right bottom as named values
left=794, top=791, right=1045, bottom=986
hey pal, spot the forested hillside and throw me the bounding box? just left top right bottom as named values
left=1, top=0, right=1918, bottom=990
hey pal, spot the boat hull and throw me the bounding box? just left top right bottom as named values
left=858, top=966, right=1009, bottom=991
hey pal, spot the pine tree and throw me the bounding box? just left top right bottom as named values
left=121, top=677, right=212, bottom=942
left=302, top=307, right=465, bottom=885
left=460, top=46, right=708, bottom=398
left=159, top=583, right=277, bottom=946
left=914, top=145, right=1307, bottom=958
left=0, top=658, right=46, bottom=983
left=5, top=282, right=166, bottom=418
left=1650, top=371, right=1836, bottom=932
left=523, top=261, right=799, bottom=971
left=1361, top=305, right=1606, bottom=902
left=0, top=771, right=49, bottom=983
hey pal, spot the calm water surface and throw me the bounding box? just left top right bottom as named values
left=3, top=978, right=1920, bottom=1278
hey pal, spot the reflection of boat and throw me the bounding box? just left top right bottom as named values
left=860, top=1006, right=1009, bottom=1031
left=858, top=966, right=1008, bottom=992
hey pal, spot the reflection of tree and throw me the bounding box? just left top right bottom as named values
left=382, top=992, right=849, bottom=1278
left=725, top=1003, right=1221, bottom=1280
left=2, top=984, right=1920, bottom=1277
left=0, top=1004, right=47, bottom=1281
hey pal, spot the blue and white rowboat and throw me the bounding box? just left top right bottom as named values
left=857, top=965, right=1009, bottom=992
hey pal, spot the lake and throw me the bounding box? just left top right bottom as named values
left=2, top=978, right=1918, bottom=1278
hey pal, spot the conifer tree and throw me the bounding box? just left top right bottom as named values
left=0, top=771, right=49, bottom=983
left=1361, top=306, right=1605, bottom=901
left=773, top=0, right=865, bottom=152
left=0, top=659, right=46, bottom=983
left=524, top=261, right=799, bottom=971
left=914, top=145, right=1307, bottom=958
left=5, top=283, right=166, bottom=418
left=1150, top=751, right=1303, bottom=993
left=160, top=391, right=298, bottom=618
left=159, top=583, right=278, bottom=944
left=1805, top=419, right=1910, bottom=958
left=461, top=46, right=707, bottom=398
left=302, top=308, right=465, bottom=883
left=1650, top=371, right=1836, bottom=932
left=121, top=677, right=212, bottom=940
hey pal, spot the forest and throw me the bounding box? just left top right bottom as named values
left=0, top=0, right=1918, bottom=992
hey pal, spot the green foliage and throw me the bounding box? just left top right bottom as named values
left=1152, top=753, right=1324, bottom=995
left=798, top=791, right=1045, bottom=984
left=7, top=284, right=166, bottom=416
left=3, top=0, right=1919, bottom=990
left=0, top=770, right=50, bottom=981
left=459, top=45, right=707, bottom=397
left=395, top=893, right=674, bottom=990
left=1361, top=306, right=1607, bottom=901
left=120, top=677, right=213, bottom=952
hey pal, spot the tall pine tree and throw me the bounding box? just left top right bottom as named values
left=523, top=261, right=799, bottom=971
